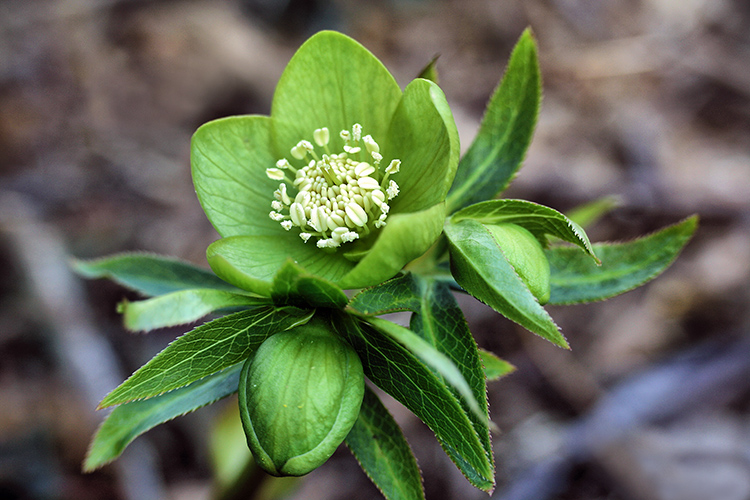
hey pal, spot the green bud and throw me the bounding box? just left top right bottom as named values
left=238, top=319, right=364, bottom=476
left=485, top=223, right=551, bottom=304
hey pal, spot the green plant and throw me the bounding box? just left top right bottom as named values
left=76, top=30, right=696, bottom=498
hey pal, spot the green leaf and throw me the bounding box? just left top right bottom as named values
left=416, top=55, right=439, bottom=84
left=479, top=349, right=515, bottom=382
left=72, top=253, right=238, bottom=297
left=386, top=78, right=460, bottom=214
left=84, top=362, right=243, bottom=471
left=118, top=290, right=268, bottom=332
left=447, top=28, right=540, bottom=212
left=547, top=216, right=698, bottom=305
left=332, top=313, right=495, bottom=492
left=364, top=316, right=485, bottom=424
left=565, top=195, right=621, bottom=228
left=351, top=274, right=494, bottom=472
left=191, top=115, right=285, bottom=238
left=271, top=259, right=349, bottom=309
left=407, top=278, right=493, bottom=436
left=271, top=30, right=402, bottom=159
left=345, top=386, right=425, bottom=500
left=450, top=199, right=597, bottom=260
left=349, top=273, right=422, bottom=315
left=445, top=218, right=568, bottom=348
left=99, top=307, right=314, bottom=408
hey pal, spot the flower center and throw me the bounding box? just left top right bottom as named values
left=267, top=124, right=400, bottom=249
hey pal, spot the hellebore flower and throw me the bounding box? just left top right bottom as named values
left=191, top=31, right=459, bottom=295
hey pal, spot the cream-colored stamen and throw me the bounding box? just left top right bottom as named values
left=267, top=123, right=401, bottom=249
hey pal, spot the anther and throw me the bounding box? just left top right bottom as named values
left=363, top=135, right=379, bottom=154
left=313, top=127, right=330, bottom=147
left=289, top=203, right=307, bottom=227
left=345, top=202, right=368, bottom=227
left=357, top=176, right=380, bottom=190
left=387, top=180, right=399, bottom=200
left=385, top=159, right=401, bottom=175
left=266, top=168, right=285, bottom=181
left=354, top=162, right=376, bottom=177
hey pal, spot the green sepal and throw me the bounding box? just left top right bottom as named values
left=332, top=312, right=495, bottom=492
left=271, top=30, right=402, bottom=161
left=385, top=78, right=459, bottom=214
left=547, top=216, right=698, bottom=305
left=191, top=115, right=282, bottom=238
left=416, top=55, right=440, bottom=84
left=445, top=218, right=568, bottom=348
left=118, top=289, right=268, bottom=332
left=71, top=252, right=239, bottom=297
left=207, top=203, right=446, bottom=294
left=238, top=315, right=364, bottom=476
left=337, top=203, right=446, bottom=290
left=98, top=306, right=314, bottom=408
left=447, top=28, right=540, bottom=212
left=84, top=362, right=243, bottom=472
left=345, top=386, right=425, bottom=500
left=271, top=259, right=349, bottom=309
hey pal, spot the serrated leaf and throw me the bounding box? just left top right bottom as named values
left=85, top=362, right=242, bottom=471
left=547, top=216, right=698, bottom=305
left=72, top=253, right=238, bottom=296
left=479, top=349, right=515, bottom=381
left=447, top=29, right=540, bottom=212
left=565, top=195, right=621, bottom=228
left=445, top=218, right=568, bottom=348
left=345, top=386, right=425, bottom=500
left=348, top=273, right=422, bottom=315
left=364, top=316, right=485, bottom=424
left=408, top=278, right=494, bottom=437
left=351, top=274, right=494, bottom=465
left=119, top=289, right=268, bottom=332
left=99, top=307, right=314, bottom=408
left=332, top=313, right=495, bottom=492
left=271, top=259, right=348, bottom=309
left=450, top=199, right=597, bottom=260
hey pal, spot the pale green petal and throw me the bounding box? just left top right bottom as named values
left=206, top=235, right=356, bottom=296
left=271, top=31, right=402, bottom=157
left=338, top=203, right=446, bottom=289
left=386, top=79, right=459, bottom=214
left=191, top=116, right=282, bottom=237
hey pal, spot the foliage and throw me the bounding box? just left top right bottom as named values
left=76, top=29, right=696, bottom=499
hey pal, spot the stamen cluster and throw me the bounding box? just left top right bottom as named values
left=267, top=124, right=400, bottom=249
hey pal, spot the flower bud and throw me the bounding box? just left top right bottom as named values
left=238, top=320, right=364, bottom=476
left=485, top=223, right=551, bottom=304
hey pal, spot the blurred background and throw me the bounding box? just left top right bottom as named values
left=1, top=0, right=749, bottom=499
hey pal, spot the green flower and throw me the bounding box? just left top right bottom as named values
left=191, top=31, right=459, bottom=296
